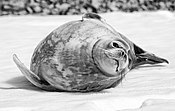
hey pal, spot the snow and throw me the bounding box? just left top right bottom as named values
left=0, top=11, right=175, bottom=111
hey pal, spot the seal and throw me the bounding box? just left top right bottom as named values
left=13, top=13, right=168, bottom=92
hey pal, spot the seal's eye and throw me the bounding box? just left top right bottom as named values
left=112, top=42, right=119, bottom=48
left=109, top=41, right=121, bottom=48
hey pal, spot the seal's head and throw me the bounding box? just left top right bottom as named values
left=92, top=39, right=130, bottom=77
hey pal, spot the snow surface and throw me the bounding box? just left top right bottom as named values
left=0, top=11, right=175, bottom=111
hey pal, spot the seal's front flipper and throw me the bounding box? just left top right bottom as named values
left=132, top=44, right=169, bottom=69
left=13, top=54, right=57, bottom=91
left=82, top=13, right=106, bottom=22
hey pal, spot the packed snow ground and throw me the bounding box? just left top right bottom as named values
left=0, top=11, right=175, bottom=111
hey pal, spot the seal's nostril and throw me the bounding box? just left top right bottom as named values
left=124, top=54, right=127, bottom=59
left=121, top=51, right=125, bottom=56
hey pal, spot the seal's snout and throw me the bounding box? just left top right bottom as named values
left=104, top=49, right=126, bottom=60
left=120, top=51, right=127, bottom=60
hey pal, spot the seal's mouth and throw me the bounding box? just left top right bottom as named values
left=113, top=51, right=128, bottom=73
left=114, top=59, right=119, bottom=72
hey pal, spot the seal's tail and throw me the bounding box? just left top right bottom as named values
left=131, top=44, right=169, bottom=69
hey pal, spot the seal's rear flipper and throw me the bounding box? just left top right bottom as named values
left=13, top=54, right=57, bottom=91
left=132, top=44, right=169, bottom=69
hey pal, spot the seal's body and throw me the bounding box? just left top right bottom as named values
left=13, top=13, right=168, bottom=92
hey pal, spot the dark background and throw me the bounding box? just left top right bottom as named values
left=0, top=0, right=175, bottom=16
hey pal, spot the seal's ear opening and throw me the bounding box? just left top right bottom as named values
left=132, top=44, right=169, bottom=69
